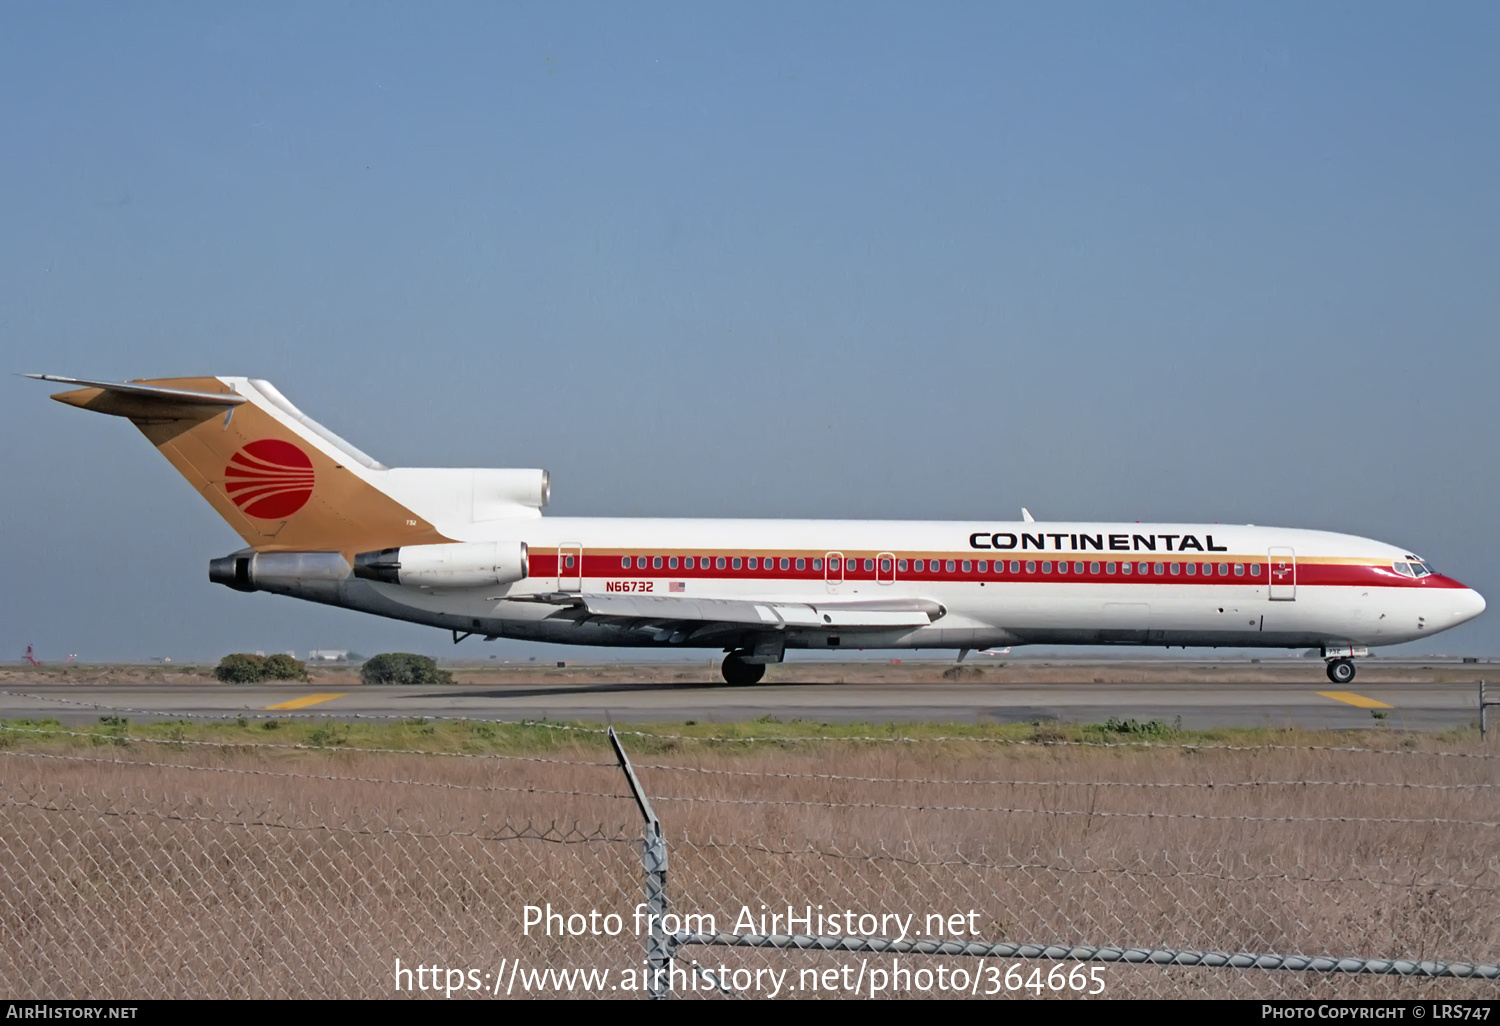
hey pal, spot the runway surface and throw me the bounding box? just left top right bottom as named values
left=0, top=678, right=1486, bottom=730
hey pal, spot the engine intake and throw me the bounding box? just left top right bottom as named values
left=353, top=541, right=528, bottom=588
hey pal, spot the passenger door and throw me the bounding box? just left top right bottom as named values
left=1268, top=547, right=1296, bottom=601
left=559, top=544, right=583, bottom=593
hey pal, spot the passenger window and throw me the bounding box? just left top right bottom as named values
left=976, top=560, right=986, bottom=572
left=653, top=556, right=662, bottom=570
left=1042, top=561, right=1052, bottom=574
left=780, top=558, right=789, bottom=571
left=913, top=559, right=924, bottom=572
left=621, top=556, right=631, bottom=569
left=747, top=558, right=757, bottom=570
left=732, top=558, right=742, bottom=570
left=1074, top=561, right=1084, bottom=574
left=1154, top=563, right=1165, bottom=575
left=564, top=556, right=575, bottom=569
left=864, top=559, right=874, bottom=572
left=684, top=557, right=694, bottom=570
left=1105, top=562, right=1115, bottom=574
left=945, top=560, right=956, bottom=572
left=830, top=558, right=840, bottom=571
left=1011, top=561, right=1020, bottom=573
left=1185, top=563, right=1197, bottom=576
left=1250, top=564, right=1261, bottom=576
left=813, top=559, right=823, bottom=571
left=668, top=557, right=678, bottom=570
left=881, top=559, right=892, bottom=572
left=1090, top=561, right=1100, bottom=574
left=1057, top=561, right=1068, bottom=574
left=794, top=558, right=804, bottom=571
left=716, top=557, right=726, bottom=570
left=1025, top=561, right=1036, bottom=573
left=898, top=559, right=908, bottom=572
left=961, top=560, right=972, bottom=573
left=1234, top=564, right=1244, bottom=576
left=1219, top=563, right=1230, bottom=576
left=637, top=557, right=648, bottom=570
left=1170, top=563, right=1181, bottom=575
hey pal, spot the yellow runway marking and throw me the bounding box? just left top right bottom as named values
left=263, top=693, right=348, bottom=711
left=1317, top=691, right=1393, bottom=710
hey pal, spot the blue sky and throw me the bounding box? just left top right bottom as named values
left=2, top=2, right=1496, bottom=660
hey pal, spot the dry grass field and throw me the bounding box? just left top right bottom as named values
left=1, top=716, right=1496, bottom=999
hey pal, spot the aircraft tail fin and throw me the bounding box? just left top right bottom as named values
left=34, top=375, right=451, bottom=554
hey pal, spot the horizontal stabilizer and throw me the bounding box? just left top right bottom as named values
left=27, top=374, right=246, bottom=410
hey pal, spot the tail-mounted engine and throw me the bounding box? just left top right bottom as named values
left=352, top=541, right=529, bottom=588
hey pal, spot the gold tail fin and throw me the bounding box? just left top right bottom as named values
left=38, top=375, right=450, bottom=555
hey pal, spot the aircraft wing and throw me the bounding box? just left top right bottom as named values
left=528, top=593, right=944, bottom=635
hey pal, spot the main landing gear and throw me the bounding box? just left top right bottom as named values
left=1325, top=658, right=1356, bottom=685
left=721, top=652, right=766, bottom=687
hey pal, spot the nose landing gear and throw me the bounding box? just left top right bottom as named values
left=1325, top=658, right=1356, bottom=685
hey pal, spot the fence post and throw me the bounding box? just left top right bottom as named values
left=609, top=726, right=672, bottom=1000
left=1482, top=681, right=1489, bottom=740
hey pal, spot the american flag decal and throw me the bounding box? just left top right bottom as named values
left=670, top=581, right=686, bottom=592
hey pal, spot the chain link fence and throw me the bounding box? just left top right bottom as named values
left=1, top=718, right=1497, bottom=999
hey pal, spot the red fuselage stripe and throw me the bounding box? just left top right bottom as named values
left=529, top=553, right=1466, bottom=590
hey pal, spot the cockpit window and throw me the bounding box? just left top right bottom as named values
left=1393, top=561, right=1435, bottom=578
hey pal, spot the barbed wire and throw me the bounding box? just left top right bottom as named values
left=0, top=748, right=627, bottom=799
left=635, top=762, right=1497, bottom=790
left=644, top=792, right=1500, bottom=828
left=675, top=836, right=1500, bottom=890
left=1, top=791, right=637, bottom=845
left=0, top=723, right=615, bottom=767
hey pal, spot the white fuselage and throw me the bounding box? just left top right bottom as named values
left=327, top=518, right=1484, bottom=654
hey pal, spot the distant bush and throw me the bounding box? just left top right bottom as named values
left=262, top=653, right=310, bottom=682
left=360, top=653, right=453, bottom=687
left=215, top=654, right=267, bottom=684
left=214, top=653, right=309, bottom=684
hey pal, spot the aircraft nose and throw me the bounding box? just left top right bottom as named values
left=1452, top=588, right=1486, bottom=624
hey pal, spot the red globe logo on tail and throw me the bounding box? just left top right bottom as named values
left=224, top=440, right=314, bottom=519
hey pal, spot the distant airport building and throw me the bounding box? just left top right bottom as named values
left=308, top=650, right=349, bottom=662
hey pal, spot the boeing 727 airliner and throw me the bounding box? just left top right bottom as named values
left=32, top=375, right=1485, bottom=685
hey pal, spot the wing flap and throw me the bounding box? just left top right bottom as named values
left=570, top=593, right=941, bottom=630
